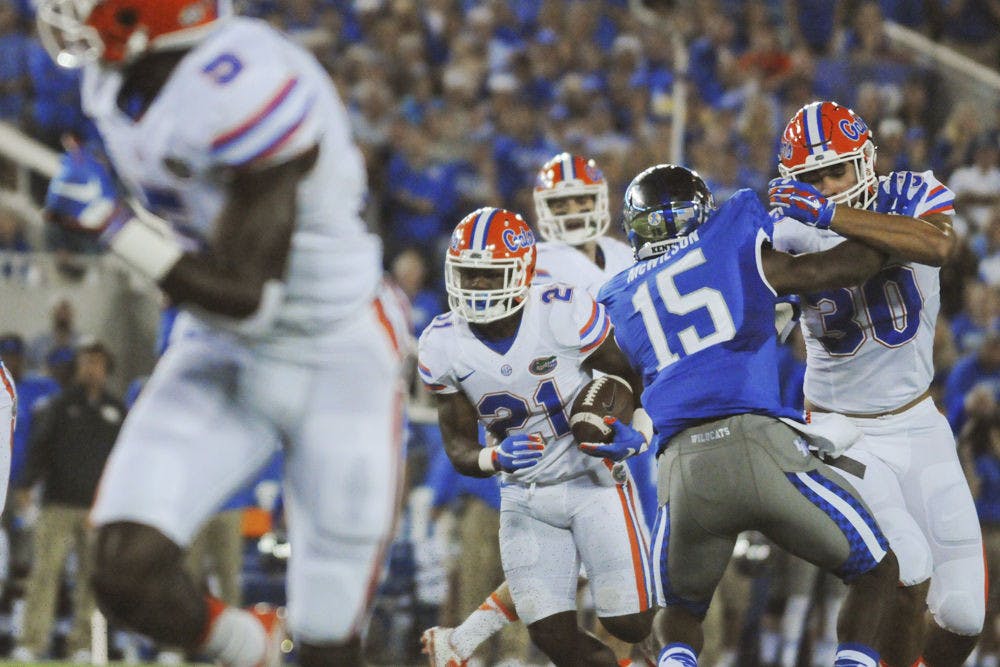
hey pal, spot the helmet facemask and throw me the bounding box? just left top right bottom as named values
left=778, top=140, right=878, bottom=210
left=533, top=183, right=611, bottom=245
left=445, top=251, right=532, bottom=324
left=37, top=0, right=104, bottom=68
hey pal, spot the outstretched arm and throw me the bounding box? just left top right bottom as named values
left=761, top=240, right=886, bottom=296
left=826, top=207, right=954, bottom=267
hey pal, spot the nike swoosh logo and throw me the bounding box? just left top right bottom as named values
left=457, top=371, right=475, bottom=382
left=49, top=178, right=102, bottom=203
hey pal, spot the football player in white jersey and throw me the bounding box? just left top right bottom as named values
left=36, top=1, right=412, bottom=665
left=533, top=152, right=636, bottom=292
left=419, top=207, right=657, bottom=666
left=769, top=101, right=983, bottom=667
left=0, top=359, right=13, bottom=515
left=420, top=156, right=653, bottom=667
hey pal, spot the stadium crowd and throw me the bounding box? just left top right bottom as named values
left=1, top=0, right=1000, bottom=665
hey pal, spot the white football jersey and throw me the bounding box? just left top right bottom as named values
left=535, top=237, right=635, bottom=298
left=81, top=17, right=381, bottom=360
left=418, top=283, right=613, bottom=483
left=771, top=170, right=955, bottom=413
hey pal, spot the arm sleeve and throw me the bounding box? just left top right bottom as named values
left=551, top=286, right=612, bottom=356
left=912, top=170, right=956, bottom=217
left=178, top=30, right=326, bottom=172
left=417, top=323, right=460, bottom=395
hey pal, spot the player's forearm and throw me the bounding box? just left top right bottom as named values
left=830, top=207, right=954, bottom=266
left=442, top=437, right=496, bottom=478
left=161, top=255, right=272, bottom=318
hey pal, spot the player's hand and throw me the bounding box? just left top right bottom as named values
left=875, top=172, right=928, bottom=217
left=492, top=433, right=545, bottom=472
left=578, top=417, right=646, bottom=462
left=768, top=177, right=836, bottom=229
left=45, top=139, right=131, bottom=242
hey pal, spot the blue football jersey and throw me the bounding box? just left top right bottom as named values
left=599, top=189, right=801, bottom=452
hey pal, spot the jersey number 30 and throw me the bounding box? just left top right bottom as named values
left=631, top=249, right=736, bottom=370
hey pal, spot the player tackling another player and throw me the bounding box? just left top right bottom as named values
left=598, top=164, right=900, bottom=667
left=770, top=100, right=984, bottom=667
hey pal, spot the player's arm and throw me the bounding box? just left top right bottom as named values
left=582, top=335, right=642, bottom=399
left=160, top=146, right=318, bottom=318
left=826, top=208, right=954, bottom=267
left=761, top=241, right=886, bottom=296
left=769, top=173, right=955, bottom=266
left=435, top=391, right=496, bottom=478
left=579, top=335, right=654, bottom=455
left=44, top=142, right=317, bottom=322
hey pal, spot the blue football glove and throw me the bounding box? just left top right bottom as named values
left=492, top=433, right=545, bottom=472
left=45, top=142, right=131, bottom=243
left=768, top=177, right=837, bottom=229
left=578, top=417, right=647, bottom=462
left=875, top=172, right=928, bottom=217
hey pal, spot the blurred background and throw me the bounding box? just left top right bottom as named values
left=1, top=0, right=1000, bottom=665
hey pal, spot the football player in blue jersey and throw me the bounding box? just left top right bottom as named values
left=597, top=164, right=899, bottom=667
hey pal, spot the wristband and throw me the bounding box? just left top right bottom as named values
left=108, top=216, right=184, bottom=281
left=478, top=446, right=498, bottom=473
left=631, top=408, right=654, bottom=450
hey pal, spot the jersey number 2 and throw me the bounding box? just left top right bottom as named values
left=631, top=249, right=736, bottom=370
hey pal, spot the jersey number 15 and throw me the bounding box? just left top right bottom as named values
left=631, top=249, right=737, bottom=370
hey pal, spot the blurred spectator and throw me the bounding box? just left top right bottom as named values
left=977, top=211, right=1000, bottom=286
left=944, top=329, right=1000, bottom=433
left=23, top=40, right=95, bottom=150
left=0, top=206, right=31, bottom=281
left=11, top=339, right=121, bottom=663
left=384, top=119, right=459, bottom=260
left=0, top=0, right=30, bottom=125
left=950, top=134, right=1000, bottom=236
left=25, top=298, right=78, bottom=373
left=949, top=281, right=998, bottom=356
left=932, top=100, right=985, bottom=181
left=0, top=334, right=58, bottom=497
left=787, top=0, right=844, bottom=55
left=959, top=411, right=1000, bottom=666
left=939, top=0, right=1000, bottom=68
left=390, top=247, right=443, bottom=337
left=686, top=8, right=737, bottom=108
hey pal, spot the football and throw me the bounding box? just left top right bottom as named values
left=569, top=375, right=634, bottom=443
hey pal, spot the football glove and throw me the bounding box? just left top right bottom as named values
left=492, top=433, right=545, bottom=472
left=768, top=177, right=836, bottom=229
left=578, top=417, right=647, bottom=462
left=875, top=172, right=928, bottom=217
left=45, top=142, right=131, bottom=243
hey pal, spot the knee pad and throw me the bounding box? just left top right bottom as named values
left=877, top=508, right=932, bottom=586
left=932, top=589, right=984, bottom=636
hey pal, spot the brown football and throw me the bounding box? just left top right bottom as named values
left=569, top=375, right=634, bottom=444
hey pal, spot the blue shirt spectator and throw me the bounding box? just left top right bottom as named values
left=943, top=333, right=1000, bottom=432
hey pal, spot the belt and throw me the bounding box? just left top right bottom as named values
left=805, top=388, right=931, bottom=419
left=824, top=453, right=867, bottom=479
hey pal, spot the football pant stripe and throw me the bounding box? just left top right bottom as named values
left=793, top=471, right=887, bottom=564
